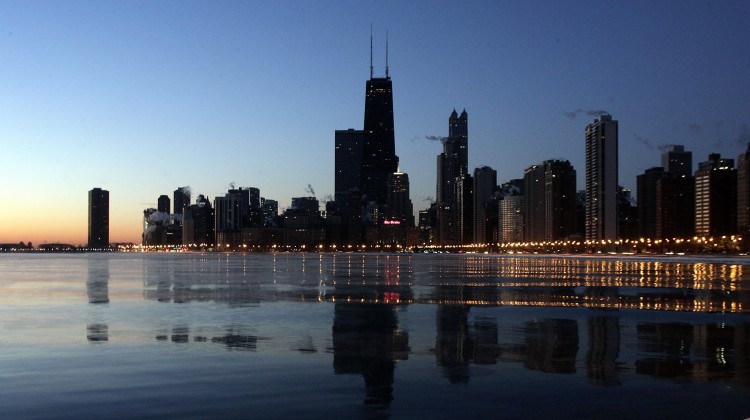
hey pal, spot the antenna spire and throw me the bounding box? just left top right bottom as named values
left=369, top=24, right=374, bottom=79
left=385, top=30, right=389, bottom=78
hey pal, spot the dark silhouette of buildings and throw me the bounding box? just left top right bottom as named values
left=523, top=164, right=545, bottom=242
left=637, top=167, right=669, bottom=238
left=544, top=160, right=578, bottom=241
left=173, top=187, right=191, bottom=216
left=473, top=166, right=497, bottom=244
left=334, top=129, right=364, bottom=204
left=183, top=195, right=215, bottom=246
left=88, top=187, right=109, bottom=249
left=656, top=176, right=695, bottom=239
left=157, top=195, right=170, bottom=213
left=585, top=114, right=618, bottom=241
left=737, top=143, right=750, bottom=234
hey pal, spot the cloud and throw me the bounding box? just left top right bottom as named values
left=424, top=135, right=447, bottom=143
left=684, top=123, right=703, bottom=134
left=564, top=109, right=609, bottom=120
left=633, top=134, right=654, bottom=150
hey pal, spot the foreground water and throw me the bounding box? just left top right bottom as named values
left=1, top=252, right=749, bottom=419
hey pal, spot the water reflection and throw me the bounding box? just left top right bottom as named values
left=586, top=316, right=621, bottom=386
left=87, top=256, right=109, bottom=342
left=132, top=253, right=750, bottom=406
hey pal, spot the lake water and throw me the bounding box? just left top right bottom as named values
left=1, top=252, right=749, bottom=419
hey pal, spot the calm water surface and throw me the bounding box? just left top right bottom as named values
left=1, top=252, right=749, bottom=419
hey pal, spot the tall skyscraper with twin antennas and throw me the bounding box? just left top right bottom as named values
left=361, top=31, right=398, bottom=207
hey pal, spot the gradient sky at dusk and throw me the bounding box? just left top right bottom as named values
left=1, top=0, right=749, bottom=245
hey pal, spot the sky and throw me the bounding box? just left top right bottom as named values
left=1, top=0, right=749, bottom=245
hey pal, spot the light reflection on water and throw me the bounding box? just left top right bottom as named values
left=0, top=252, right=749, bottom=418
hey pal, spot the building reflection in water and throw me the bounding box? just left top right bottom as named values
left=135, top=253, right=750, bottom=395
left=330, top=255, right=411, bottom=406
left=586, top=316, right=621, bottom=386
left=434, top=285, right=499, bottom=383
left=87, top=255, right=109, bottom=342
left=635, top=322, right=750, bottom=386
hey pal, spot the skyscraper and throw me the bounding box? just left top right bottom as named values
left=523, top=164, right=546, bottom=242
left=334, top=129, right=365, bottom=203
left=437, top=109, right=468, bottom=245
left=88, top=188, right=109, bottom=249
left=473, top=166, right=497, bottom=244
left=585, top=114, right=618, bottom=241
left=361, top=38, right=398, bottom=207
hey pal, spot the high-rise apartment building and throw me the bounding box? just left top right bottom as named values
left=695, top=153, right=737, bottom=236
left=544, top=160, right=577, bottom=241
left=88, top=188, right=109, bottom=249
left=661, top=145, right=692, bottom=178
left=585, top=114, right=618, bottom=241
left=455, top=173, right=473, bottom=245
left=473, top=166, right=497, bottom=244
left=737, top=143, right=750, bottom=234
left=523, top=164, right=545, bottom=242
left=637, top=167, right=668, bottom=238
left=656, top=176, right=694, bottom=239
left=500, top=195, right=524, bottom=243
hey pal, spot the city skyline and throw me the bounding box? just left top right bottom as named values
left=2, top=1, right=749, bottom=245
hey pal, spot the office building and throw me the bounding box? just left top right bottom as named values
left=361, top=44, right=398, bottom=207
left=695, top=153, right=737, bottom=236
left=585, top=114, right=618, bottom=241
left=88, top=187, right=109, bottom=249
